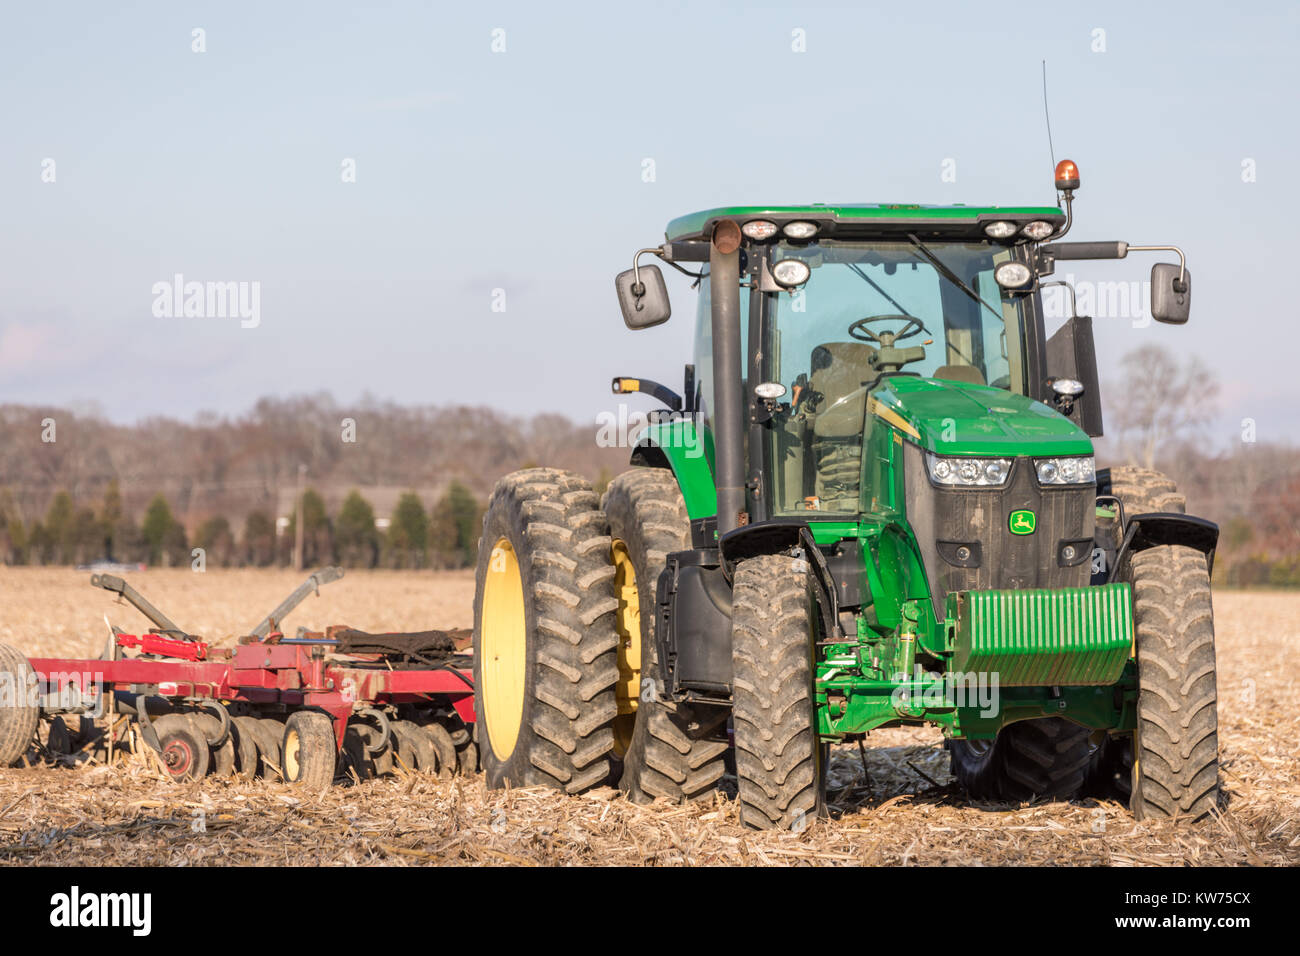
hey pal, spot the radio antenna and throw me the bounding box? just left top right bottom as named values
left=1042, top=59, right=1057, bottom=170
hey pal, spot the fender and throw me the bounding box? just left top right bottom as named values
left=719, top=519, right=845, bottom=643
left=1112, top=512, right=1219, bottom=579
left=629, top=418, right=717, bottom=521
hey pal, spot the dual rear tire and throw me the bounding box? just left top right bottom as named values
left=471, top=467, right=732, bottom=804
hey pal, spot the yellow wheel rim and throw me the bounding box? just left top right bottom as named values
left=284, top=727, right=301, bottom=781
left=481, top=537, right=527, bottom=759
left=611, top=540, right=641, bottom=757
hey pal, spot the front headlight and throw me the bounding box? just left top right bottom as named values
left=926, top=453, right=1012, bottom=488
left=1034, top=455, right=1096, bottom=485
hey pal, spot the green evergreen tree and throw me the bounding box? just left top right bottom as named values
left=284, top=488, right=333, bottom=566
left=386, top=492, right=428, bottom=569
left=335, top=490, right=378, bottom=567
left=141, top=493, right=176, bottom=565
left=195, top=515, right=235, bottom=566
left=428, top=482, right=483, bottom=568
left=45, top=491, right=75, bottom=564
left=100, top=480, right=124, bottom=559
left=243, top=511, right=276, bottom=567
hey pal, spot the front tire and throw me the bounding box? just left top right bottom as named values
left=473, top=468, right=621, bottom=793
left=604, top=468, right=727, bottom=804
left=1127, top=545, right=1219, bottom=821
left=730, top=554, right=820, bottom=829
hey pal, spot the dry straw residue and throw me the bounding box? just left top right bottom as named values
left=0, top=570, right=1296, bottom=866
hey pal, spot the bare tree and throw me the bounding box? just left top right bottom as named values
left=1107, top=344, right=1220, bottom=469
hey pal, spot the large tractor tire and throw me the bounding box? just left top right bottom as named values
left=1108, top=466, right=1186, bottom=514
left=948, top=717, right=1093, bottom=802
left=603, top=468, right=727, bottom=804
left=730, top=554, right=820, bottom=829
left=473, top=468, right=621, bottom=793
left=0, top=644, right=40, bottom=767
left=1123, top=545, right=1219, bottom=821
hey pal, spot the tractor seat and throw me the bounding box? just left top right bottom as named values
left=809, top=342, right=876, bottom=438
left=933, top=364, right=986, bottom=386
left=807, top=342, right=875, bottom=511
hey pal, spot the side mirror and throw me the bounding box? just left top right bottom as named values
left=1150, top=263, right=1191, bottom=324
left=615, top=264, right=671, bottom=330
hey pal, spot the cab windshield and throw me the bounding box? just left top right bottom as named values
left=765, top=239, right=1028, bottom=515
left=769, top=239, right=1026, bottom=393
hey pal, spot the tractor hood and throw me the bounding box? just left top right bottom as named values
left=872, top=377, right=1093, bottom=458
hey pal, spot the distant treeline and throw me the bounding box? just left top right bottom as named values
left=1, top=358, right=1297, bottom=584
left=0, top=393, right=627, bottom=569
left=0, top=480, right=488, bottom=570
left=1156, top=442, right=1300, bottom=590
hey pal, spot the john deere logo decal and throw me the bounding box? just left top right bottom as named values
left=1009, top=509, right=1036, bottom=535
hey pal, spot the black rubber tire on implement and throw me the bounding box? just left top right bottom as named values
left=473, top=468, right=621, bottom=794
left=151, top=714, right=210, bottom=782
left=0, top=643, right=40, bottom=767
left=730, top=554, right=821, bottom=830
left=282, top=710, right=337, bottom=790
left=1125, top=545, right=1219, bottom=821
left=231, top=716, right=261, bottom=780
left=603, top=468, right=727, bottom=803
left=947, top=717, right=1093, bottom=801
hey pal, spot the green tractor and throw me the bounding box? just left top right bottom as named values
left=471, top=160, right=1219, bottom=828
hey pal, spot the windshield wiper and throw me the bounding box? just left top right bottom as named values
left=906, top=233, right=1005, bottom=324
left=847, top=262, right=914, bottom=318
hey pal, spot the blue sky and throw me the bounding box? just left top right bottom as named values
left=1, top=0, right=1296, bottom=446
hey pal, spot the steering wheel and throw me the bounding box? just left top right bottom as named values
left=848, top=314, right=929, bottom=347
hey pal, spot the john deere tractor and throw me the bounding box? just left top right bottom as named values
left=471, top=160, right=1219, bottom=828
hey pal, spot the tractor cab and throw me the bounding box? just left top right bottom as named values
left=614, top=164, right=1192, bottom=536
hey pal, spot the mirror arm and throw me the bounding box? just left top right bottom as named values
left=1125, top=244, right=1186, bottom=288
left=630, top=248, right=661, bottom=296
left=632, top=247, right=705, bottom=291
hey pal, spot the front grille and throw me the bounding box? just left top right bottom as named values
left=903, top=442, right=1094, bottom=622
